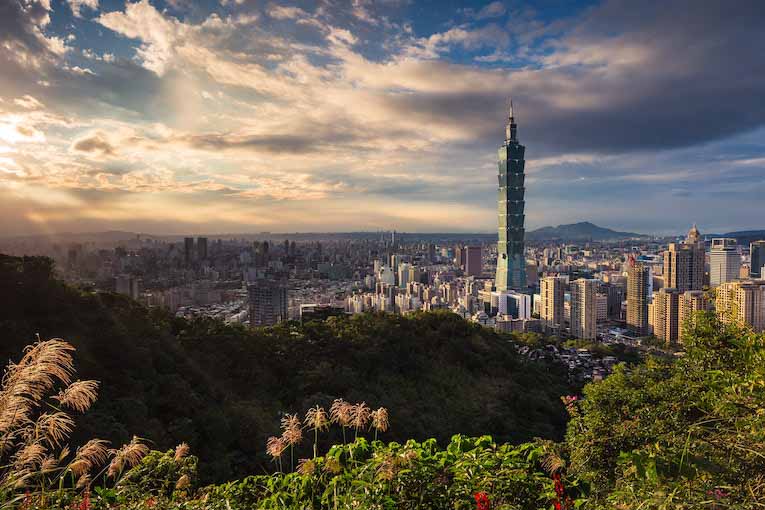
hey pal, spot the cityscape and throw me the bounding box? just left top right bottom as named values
left=2, top=103, right=764, bottom=383
left=1, top=0, right=764, bottom=508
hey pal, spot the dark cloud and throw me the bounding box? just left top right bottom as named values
left=179, top=128, right=361, bottom=154
left=513, top=0, right=765, bottom=154
left=0, top=0, right=53, bottom=55
left=384, top=0, right=765, bottom=157
left=72, top=132, right=117, bottom=156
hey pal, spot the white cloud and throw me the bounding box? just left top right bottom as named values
left=67, top=0, right=99, bottom=18
left=97, top=0, right=185, bottom=75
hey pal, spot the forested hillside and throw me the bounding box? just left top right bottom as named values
left=0, top=254, right=571, bottom=483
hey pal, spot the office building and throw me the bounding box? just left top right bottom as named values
left=751, top=241, right=765, bottom=279
left=716, top=280, right=765, bottom=332
left=653, top=288, right=680, bottom=345
left=465, top=246, right=482, bottom=277
left=495, top=101, right=527, bottom=291
left=398, top=263, right=411, bottom=288
left=601, top=282, right=625, bottom=320
left=184, top=237, right=194, bottom=266
left=248, top=278, right=288, bottom=327
left=595, top=293, right=608, bottom=322
left=197, top=237, right=208, bottom=261
left=571, top=279, right=598, bottom=340
left=678, top=290, right=709, bottom=343
left=627, top=259, right=650, bottom=335
left=663, top=225, right=704, bottom=292
left=710, top=238, right=740, bottom=287
left=115, top=274, right=140, bottom=300
left=540, top=276, right=565, bottom=334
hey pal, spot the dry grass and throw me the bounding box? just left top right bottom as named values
left=268, top=400, right=392, bottom=472
left=0, top=338, right=151, bottom=508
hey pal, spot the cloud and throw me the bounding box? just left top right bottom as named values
left=97, top=0, right=184, bottom=74
left=0, top=0, right=69, bottom=67
left=475, top=1, right=506, bottom=19
left=71, top=131, right=117, bottom=157
left=13, top=95, right=44, bottom=110
left=1, top=0, right=764, bottom=235
left=67, top=0, right=99, bottom=18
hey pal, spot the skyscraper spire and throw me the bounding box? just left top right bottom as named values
left=505, top=98, right=518, bottom=142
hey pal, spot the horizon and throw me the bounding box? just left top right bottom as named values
left=3, top=220, right=763, bottom=241
left=1, top=0, right=764, bottom=236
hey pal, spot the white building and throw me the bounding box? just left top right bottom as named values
left=710, top=238, right=741, bottom=287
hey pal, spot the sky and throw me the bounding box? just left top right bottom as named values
left=1, top=0, right=764, bottom=237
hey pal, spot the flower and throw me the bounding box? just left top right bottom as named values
left=304, top=406, right=329, bottom=432
left=474, top=491, right=490, bottom=510
left=266, top=436, right=286, bottom=459
left=370, top=407, right=389, bottom=433
left=280, top=413, right=303, bottom=446
left=174, top=442, right=190, bottom=461
left=330, top=399, right=353, bottom=427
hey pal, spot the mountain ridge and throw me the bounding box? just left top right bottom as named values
left=526, top=221, right=648, bottom=241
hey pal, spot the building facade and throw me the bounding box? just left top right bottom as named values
left=663, top=225, right=705, bottom=292
left=710, top=238, right=740, bottom=287
left=540, top=275, right=565, bottom=334
left=627, top=260, right=650, bottom=335
left=678, top=290, right=709, bottom=343
left=248, top=278, right=288, bottom=327
left=653, top=287, right=681, bottom=345
left=465, top=246, right=483, bottom=277
left=495, top=101, right=527, bottom=291
left=571, top=279, right=598, bottom=340
left=716, top=280, right=765, bottom=332
left=751, top=240, right=765, bottom=279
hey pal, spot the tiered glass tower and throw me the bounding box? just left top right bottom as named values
left=494, top=101, right=527, bottom=291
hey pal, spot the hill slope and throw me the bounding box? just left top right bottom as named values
left=527, top=221, right=647, bottom=241
left=0, top=254, right=571, bottom=483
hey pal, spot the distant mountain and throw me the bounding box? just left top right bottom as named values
left=718, top=230, right=765, bottom=245
left=526, top=222, right=648, bottom=241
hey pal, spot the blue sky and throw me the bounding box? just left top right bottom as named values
left=0, top=0, right=763, bottom=236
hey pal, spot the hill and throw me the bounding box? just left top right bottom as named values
left=0, top=254, right=571, bottom=483
left=526, top=221, right=647, bottom=241
left=718, top=229, right=765, bottom=245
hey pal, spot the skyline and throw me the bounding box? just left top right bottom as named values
left=1, top=0, right=765, bottom=237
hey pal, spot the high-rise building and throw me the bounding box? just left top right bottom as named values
left=653, top=288, right=681, bottom=345
left=595, top=293, right=608, bottom=322
left=495, top=101, right=527, bottom=291
left=750, top=240, right=765, bottom=279
left=248, top=278, right=288, bottom=327
left=663, top=225, right=704, bottom=292
left=679, top=290, right=709, bottom=343
left=455, top=246, right=465, bottom=270
left=540, top=276, right=565, bottom=334
left=710, top=238, right=740, bottom=287
left=184, top=237, right=194, bottom=265
left=570, top=279, right=598, bottom=340
left=465, top=246, right=482, bottom=277
left=627, top=259, right=650, bottom=335
left=398, top=263, right=410, bottom=288
left=197, top=237, right=208, bottom=261
left=716, top=280, right=765, bottom=332
left=600, top=282, right=626, bottom=320
left=115, top=274, right=141, bottom=300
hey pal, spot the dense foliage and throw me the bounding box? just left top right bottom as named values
left=0, top=254, right=571, bottom=483
left=144, top=436, right=576, bottom=510
left=565, top=313, right=765, bottom=508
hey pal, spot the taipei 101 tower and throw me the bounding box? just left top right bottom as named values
left=494, top=100, right=527, bottom=291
